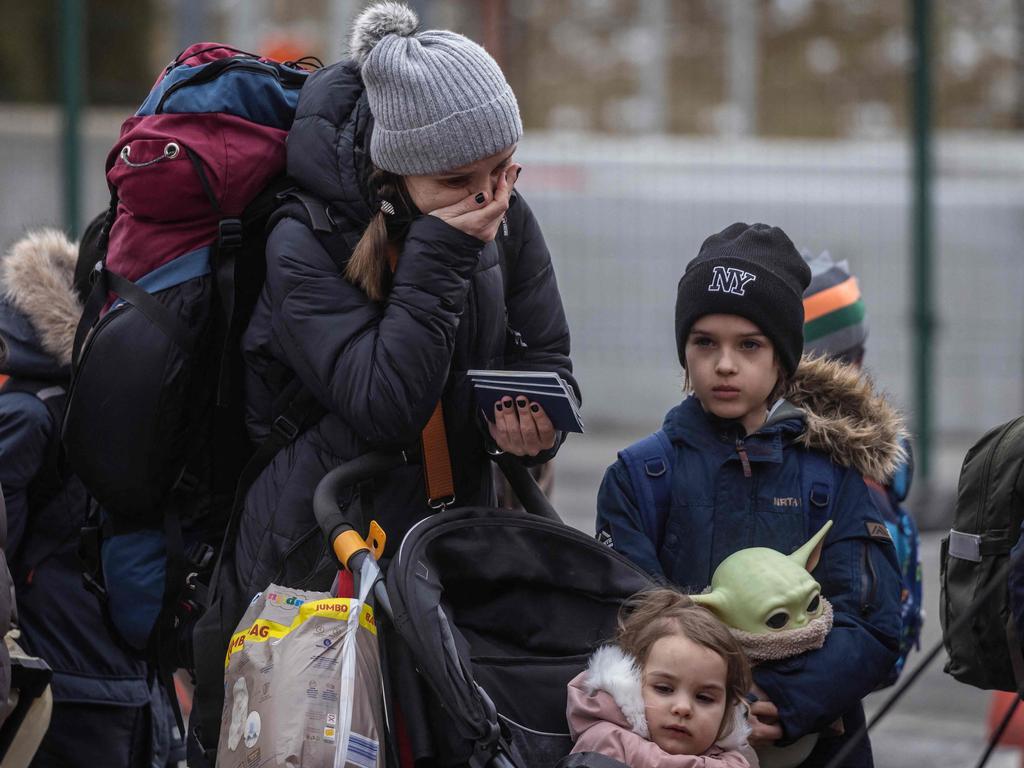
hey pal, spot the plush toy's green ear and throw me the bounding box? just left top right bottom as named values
left=691, top=591, right=725, bottom=614
left=788, top=520, right=833, bottom=572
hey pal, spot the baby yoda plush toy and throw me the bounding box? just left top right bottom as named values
left=692, top=521, right=834, bottom=768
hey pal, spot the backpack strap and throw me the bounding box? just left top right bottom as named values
left=277, top=190, right=355, bottom=275
left=212, top=176, right=294, bottom=406
left=2, top=380, right=68, bottom=512
left=2, top=380, right=75, bottom=582
left=799, top=449, right=835, bottom=536
left=618, top=429, right=675, bottom=548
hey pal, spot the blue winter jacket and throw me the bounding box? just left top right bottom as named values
left=0, top=233, right=151, bottom=710
left=596, top=360, right=904, bottom=766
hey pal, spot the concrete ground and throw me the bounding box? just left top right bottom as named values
left=548, top=428, right=1016, bottom=768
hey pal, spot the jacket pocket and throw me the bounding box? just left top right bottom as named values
left=859, top=541, right=879, bottom=615
left=753, top=494, right=805, bottom=557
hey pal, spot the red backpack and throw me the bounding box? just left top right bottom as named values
left=61, top=43, right=314, bottom=694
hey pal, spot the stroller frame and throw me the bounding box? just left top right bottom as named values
left=314, top=451, right=648, bottom=768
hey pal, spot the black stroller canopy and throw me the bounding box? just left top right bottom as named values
left=387, top=506, right=654, bottom=764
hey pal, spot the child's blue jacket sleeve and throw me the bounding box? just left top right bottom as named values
left=0, top=393, right=53, bottom=558
left=753, top=467, right=902, bottom=742
left=596, top=458, right=666, bottom=579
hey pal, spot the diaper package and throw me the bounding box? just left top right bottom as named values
left=216, top=583, right=384, bottom=768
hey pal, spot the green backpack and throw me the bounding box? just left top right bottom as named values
left=941, top=415, right=1024, bottom=691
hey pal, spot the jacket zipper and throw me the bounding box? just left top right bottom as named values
left=155, top=59, right=306, bottom=113
left=861, top=543, right=878, bottom=614
left=735, top=438, right=752, bottom=478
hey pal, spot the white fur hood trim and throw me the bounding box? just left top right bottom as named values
left=584, top=645, right=650, bottom=738
left=583, top=645, right=752, bottom=750
left=0, top=228, right=81, bottom=368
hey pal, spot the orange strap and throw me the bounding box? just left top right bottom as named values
left=388, top=243, right=456, bottom=508
left=421, top=403, right=455, bottom=507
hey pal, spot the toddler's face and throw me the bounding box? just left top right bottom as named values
left=642, top=634, right=728, bottom=756
left=684, top=313, right=779, bottom=435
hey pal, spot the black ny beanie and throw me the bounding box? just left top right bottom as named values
left=675, top=222, right=812, bottom=376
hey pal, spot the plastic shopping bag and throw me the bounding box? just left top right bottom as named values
left=215, top=582, right=384, bottom=768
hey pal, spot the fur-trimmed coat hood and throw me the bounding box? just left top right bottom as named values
left=782, top=354, right=907, bottom=484
left=0, top=229, right=82, bottom=379
left=567, top=645, right=753, bottom=767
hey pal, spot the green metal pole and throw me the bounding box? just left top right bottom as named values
left=60, top=0, right=83, bottom=237
left=911, top=0, right=934, bottom=480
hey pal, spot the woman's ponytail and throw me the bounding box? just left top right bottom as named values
left=347, top=167, right=406, bottom=302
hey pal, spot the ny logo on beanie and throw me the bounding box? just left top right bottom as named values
left=707, top=265, right=757, bottom=296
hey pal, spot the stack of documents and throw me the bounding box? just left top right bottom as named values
left=468, top=369, right=584, bottom=433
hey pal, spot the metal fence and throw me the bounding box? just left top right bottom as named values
left=2, top=107, right=1023, bottom=439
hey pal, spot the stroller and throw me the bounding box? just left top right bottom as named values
left=314, top=451, right=654, bottom=768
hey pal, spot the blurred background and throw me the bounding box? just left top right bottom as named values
left=1, top=2, right=1023, bottom=764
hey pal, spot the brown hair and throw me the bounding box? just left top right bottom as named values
left=616, top=588, right=752, bottom=741
left=346, top=168, right=406, bottom=302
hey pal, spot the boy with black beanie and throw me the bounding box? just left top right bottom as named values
left=596, top=221, right=906, bottom=767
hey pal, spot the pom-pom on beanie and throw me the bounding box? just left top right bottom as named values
left=349, top=2, right=522, bottom=176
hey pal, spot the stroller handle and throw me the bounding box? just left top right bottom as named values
left=313, top=448, right=563, bottom=569
left=313, top=450, right=408, bottom=568
left=493, top=453, right=562, bottom=523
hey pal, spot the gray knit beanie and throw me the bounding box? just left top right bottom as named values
left=349, top=2, right=523, bottom=176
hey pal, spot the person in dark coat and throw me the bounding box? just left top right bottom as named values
left=201, top=7, right=578, bottom=761
left=0, top=229, right=179, bottom=767
left=228, top=1, right=577, bottom=602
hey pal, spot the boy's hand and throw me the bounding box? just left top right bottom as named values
left=487, top=395, right=556, bottom=456
left=429, top=164, right=519, bottom=243
left=747, top=684, right=784, bottom=746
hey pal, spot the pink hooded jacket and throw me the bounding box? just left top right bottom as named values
left=567, top=646, right=754, bottom=768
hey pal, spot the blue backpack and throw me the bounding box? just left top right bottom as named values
left=616, top=430, right=922, bottom=688
left=864, top=447, right=923, bottom=686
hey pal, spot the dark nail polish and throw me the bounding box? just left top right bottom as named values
left=502, top=398, right=513, bottom=407
left=530, top=404, right=540, bottom=413
left=496, top=402, right=503, bottom=412
left=475, top=192, right=486, bottom=204
left=516, top=398, right=527, bottom=408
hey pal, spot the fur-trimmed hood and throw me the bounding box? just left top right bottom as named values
left=0, top=229, right=82, bottom=377
left=782, top=354, right=907, bottom=484
left=567, top=645, right=751, bottom=753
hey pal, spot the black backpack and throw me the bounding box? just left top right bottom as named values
left=59, top=48, right=319, bottom=697
left=941, top=415, right=1024, bottom=691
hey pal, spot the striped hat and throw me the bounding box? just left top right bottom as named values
left=801, top=250, right=868, bottom=362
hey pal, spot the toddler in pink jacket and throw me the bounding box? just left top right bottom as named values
left=567, top=589, right=756, bottom=767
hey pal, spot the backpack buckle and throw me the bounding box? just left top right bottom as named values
left=644, top=458, right=667, bottom=478
left=428, top=494, right=455, bottom=511
left=272, top=413, right=300, bottom=441
left=82, top=571, right=108, bottom=601
left=174, top=470, right=200, bottom=495
left=218, top=218, right=243, bottom=251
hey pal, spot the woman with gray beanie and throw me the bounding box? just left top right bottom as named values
left=212, top=3, right=576, bottom=748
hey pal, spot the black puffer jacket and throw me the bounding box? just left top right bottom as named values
left=232, top=61, right=577, bottom=598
